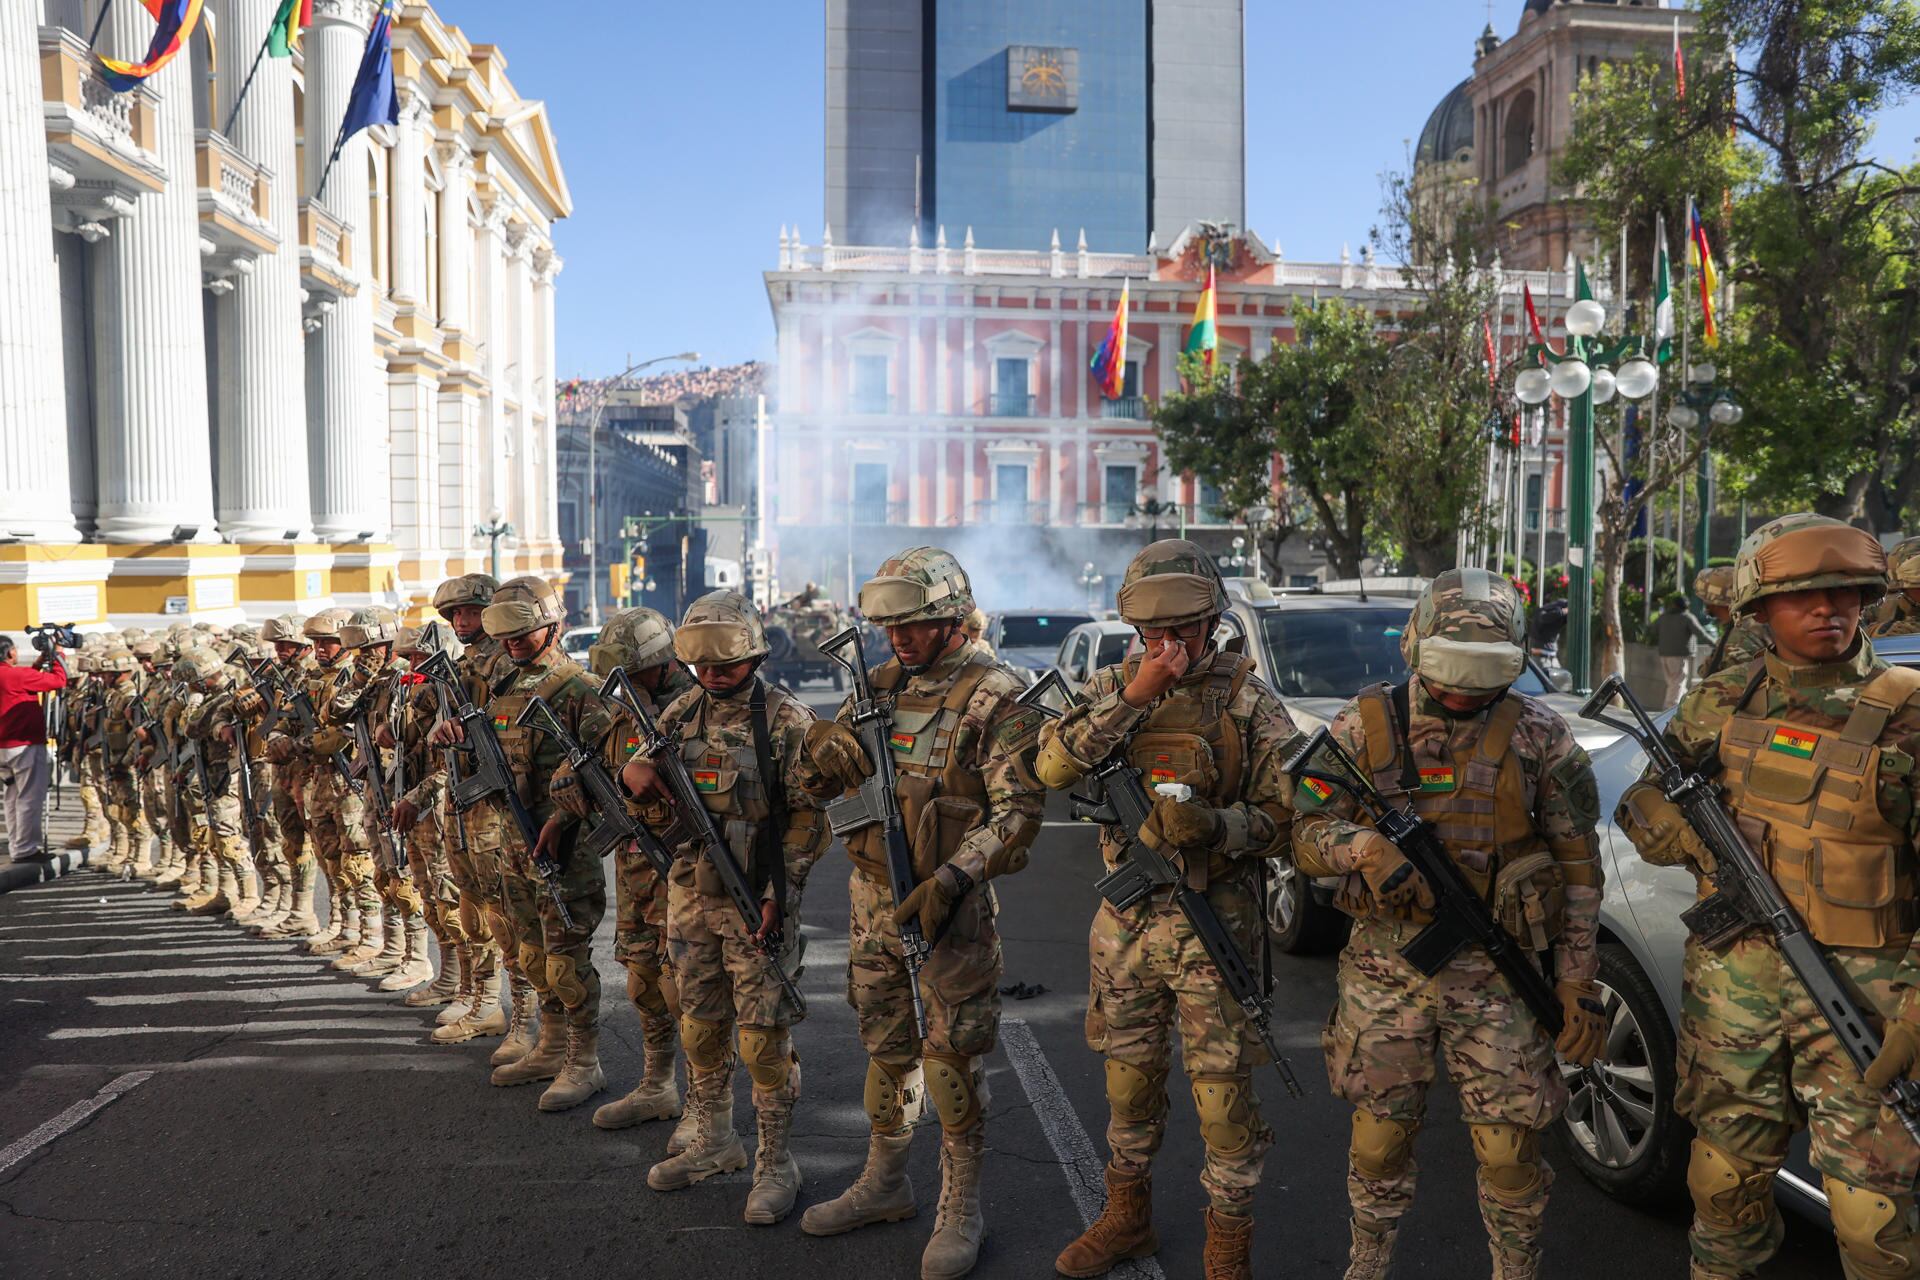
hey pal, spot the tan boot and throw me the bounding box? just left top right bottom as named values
left=431, top=964, right=505, bottom=1044
left=334, top=905, right=384, bottom=969
left=187, top=863, right=239, bottom=916
left=1490, top=1245, right=1539, bottom=1280
left=647, top=1073, right=747, bottom=1190
left=921, top=1130, right=985, bottom=1280
left=379, top=916, right=434, bottom=991
left=1055, top=1164, right=1157, bottom=1277
left=801, top=1129, right=917, bottom=1236
left=405, top=939, right=463, bottom=1007
left=490, top=1004, right=565, bottom=1085
left=666, top=1088, right=704, bottom=1156
left=357, top=908, right=407, bottom=975
left=438, top=946, right=485, bottom=1025
left=1344, top=1221, right=1396, bottom=1280
left=244, top=873, right=289, bottom=933
left=481, top=974, right=537, bottom=1057
left=175, top=855, right=215, bottom=909
left=224, top=865, right=261, bottom=921
left=745, top=1094, right=802, bottom=1225
left=267, top=864, right=319, bottom=937
left=308, top=899, right=355, bottom=954
left=1201, top=1208, right=1252, bottom=1280
left=150, top=843, right=182, bottom=885
left=594, top=1039, right=683, bottom=1130
left=538, top=1022, right=606, bottom=1112
left=63, top=832, right=91, bottom=851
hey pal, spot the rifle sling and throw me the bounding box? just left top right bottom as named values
left=749, top=678, right=787, bottom=918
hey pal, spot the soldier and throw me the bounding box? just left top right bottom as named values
left=625, top=590, right=827, bottom=1225
left=1033, top=540, right=1299, bottom=1280
left=224, top=640, right=293, bottom=933
left=176, top=649, right=262, bottom=920
left=316, top=607, right=405, bottom=975
left=96, top=647, right=152, bottom=877
left=1871, top=536, right=1920, bottom=638
left=961, top=607, right=994, bottom=659
left=62, top=649, right=109, bottom=854
left=1289, top=568, right=1606, bottom=1280
left=549, top=607, right=692, bottom=1133
left=138, top=642, right=196, bottom=891
left=281, top=607, right=363, bottom=956
left=250, top=617, right=320, bottom=938
left=1695, top=565, right=1769, bottom=679
left=1617, top=514, right=1920, bottom=1280
left=797, top=547, right=1044, bottom=1280
left=128, top=638, right=175, bottom=881
left=382, top=623, right=460, bottom=999
left=432, top=576, right=612, bottom=1111
left=169, top=643, right=226, bottom=913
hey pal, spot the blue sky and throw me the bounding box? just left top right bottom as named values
left=446, top=0, right=1920, bottom=376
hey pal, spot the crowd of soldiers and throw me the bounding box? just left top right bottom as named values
left=33, top=517, right=1920, bottom=1280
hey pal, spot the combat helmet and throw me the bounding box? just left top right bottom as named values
left=1693, top=565, right=1737, bottom=612
left=1731, top=513, right=1887, bottom=614
left=129, top=637, right=163, bottom=662
left=97, top=646, right=137, bottom=675
left=1116, top=539, right=1228, bottom=629
left=1402, top=567, right=1528, bottom=697
left=120, top=626, right=150, bottom=644
left=180, top=648, right=228, bottom=689
left=859, top=547, right=975, bottom=626
left=340, top=605, right=401, bottom=649
left=482, top=575, right=566, bottom=640
left=673, top=591, right=769, bottom=664
left=303, top=607, right=354, bottom=642
left=590, top=606, right=676, bottom=678
left=397, top=620, right=462, bottom=660
left=260, top=614, right=310, bottom=645
left=433, top=573, right=499, bottom=616
left=1886, top=537, right=1920, bottom=592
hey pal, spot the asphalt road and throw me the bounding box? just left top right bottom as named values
left=0, top=688, right=1842, bottom=1280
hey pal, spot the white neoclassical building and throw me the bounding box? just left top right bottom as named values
left=0, top=0, right=569, bottom=630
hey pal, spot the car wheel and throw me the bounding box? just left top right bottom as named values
left=1556, top=942, right=1690, bottom=1205
left=1266, top=858, right=1348, bottom=955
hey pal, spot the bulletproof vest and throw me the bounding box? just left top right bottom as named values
left=1120, top=650, right=1254, bottom=809
left=601, top=667, right=692, bottom=769
left=672, top=683, right=794, bottom=891
left=185, top=690, right=235, bottom=768
left=1349, top=684, right=1549, bottom=920
left=1716, top=665, right=1920, bottom=948
left=102, top=684, right=137, bottom=760
left=488, top=654, right=586, bottom=799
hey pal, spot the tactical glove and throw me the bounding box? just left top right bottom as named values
left=893, top=863, right=972, bottom=941
left=266, top=736, right=295, bottom=765
left=1866, top=1014, right=1920, bottom=1090
left=1140, top=794, right=1224, bottom=854
left=1554, top=979, right=1607, bottom=1067
left=310, top=726, right=349, bottom=758
left=1616, top=782, right=1713, bottom=872
left=1355, top=830, right=1436, bottom=912
left=549, top=768, right=592, bottom=819
left=804, top=720, right=872, bottom=790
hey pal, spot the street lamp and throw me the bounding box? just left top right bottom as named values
left=474, top=506, right=515, bottom=582
left=1079, top=561, right=1104, bottom=612
left=1224, top=535, right=1251, bottom=574
left=583, top=350, right=700, bottom=626
left=1507, top=264, right=1658, bottom=693
left=1668, top=362, right=1741, bottom=601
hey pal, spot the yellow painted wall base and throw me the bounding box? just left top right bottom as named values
left=0, top=544, right=112, bottom=631
left=104, top=543, right=244, bottom=622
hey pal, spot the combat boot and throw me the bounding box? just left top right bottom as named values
left=745, top=1095, right=802, bottom=1225
left=267, top=872, right=319, bottom=938
left=1201, top=1208, right=1253, bottom=1280
left=243, top=874, right=288, bottom=933
left=1055, top=1165, right=1157, bottom=1276
left=538, top=1022, right=606, bottom=1111
left=174, top=857, right=213, bottom=908
left=666, top=1088, right=704, bottom=1156
left=801, top=1129, right=917, bottom=1235
left=314, top=903, right=361, bottom=957
left=62, top=831, right=91, bottom=851
left=149, top=842, right=182, bottom=885
left=303, top=888, right=344, bottom=948
left=1343, top=1221, right=1397, bottom=1280
left=481, top=975, right=537, bottom=1057
left=333, top=907, right=384, bottom=969
left=490, top=1006, right=565, bottom=1086
left=921, top=1130, right=985, bottom=1280
left=593, top=1039, right=683, bottom=1130
left=127, top=835, right=153, bottom=878
left=405, top=939, right=462, bottom=1007
left=646, top=1073, right=748, bottom=1190
left=358, top=908, right=407, bottom=975
left=437, top=946, right=484, bottom=1025
left=187, top=863, right=239, bottom=916
left=431, top=965, right=506, bottom=1044
left=1490, top=1245, right=1540, bottom=1280
left=224, top=865, right=260, bottom=921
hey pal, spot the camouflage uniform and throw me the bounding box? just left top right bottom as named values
left=796, top=547, right=1045, bottom=1280
left=641, top=591, right=828, bottom=1228
left=387, top=623, right=463, bottom=1002
left=166, top=651, right=220, bottom=911
left=1037, top=540, right=1297, bottom=1280
left=275, top=608, right=364, bottom=955
left=98, top=649, right=152, bottom=874
left=475, top=577, right=613, bottom=1112
left=1870, top=538, right=1920, bottom=639
left=1695, top=565, right=1771, bottom=679
left=63, top=654, right=110, bottom=851
left=176, top=650, right=259, bottom=919
left=127, top=640, right=174, bottom=879
left=138, top=646, right=191, bottom=887
left=220, top=642, right=293, bottom=932
left=555, top=607, right=694, bottom=1132
left=1619, top=514, right=1920, bottom=1280
left=249, top=617, right=319, bottom=938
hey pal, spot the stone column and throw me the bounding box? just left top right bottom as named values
left=388, top=88, right=424, bottom=308
left=435, top=140, right=473, bottom=354
left=88, top=0, right=217, bottom=543
left=305, top=0, right=378, bottom=542
left=532, top=246, right=561, bottom=544
left=212, top=0, right=312, bottom=541
left=0, top=0, right=80, bottom=541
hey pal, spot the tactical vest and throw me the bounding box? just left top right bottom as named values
left=671, top=684, right=794, bottom=895
left=1120, top=651, right=1254, bottom=808
left=1716, top=665, right=1920, bottom=949
left=102, top=684, right=137, bottom=766
left=488, top=657, right=586, bottom=805
left=844, top=649, right=998, bottom=882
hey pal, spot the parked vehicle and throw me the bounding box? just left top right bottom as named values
left=986, top=610, right=1094, bottom=684
left=560, top=626, right=599, bottom=665
left=1050, top=621, right=1136, bottom=695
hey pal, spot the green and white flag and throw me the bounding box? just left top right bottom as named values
left=1652, top=213, right=1674, bottom=364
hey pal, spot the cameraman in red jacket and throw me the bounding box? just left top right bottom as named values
left=0, top=635, right=69, bottom=860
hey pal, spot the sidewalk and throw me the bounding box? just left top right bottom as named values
left=0, top=777, right=103, bottom=893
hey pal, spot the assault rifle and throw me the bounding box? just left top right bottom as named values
left=416, top=650, right=572, bottom=929
left=343, top=672, right=407, bottom=871
left=227, top=646, right=285, bottom=739
left=1023, top=670, right=1303, bottom=1097
left=517, top=692, right=665, bottom=871
left=818, top=625, right=929, bottom=1039
left=46, top=686, right=67, bottom=810
left=1284, top=717, right=1564, bottom=1038
left=597, top=665, right=806, bottom=1014
left=422, top=658, right=471, bottom=858
left=182, top=729, right=215, bottom=843
left=1583, top=674, right=1920, bottom=1143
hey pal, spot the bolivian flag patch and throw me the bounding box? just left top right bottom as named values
left=623, top=735, right=639, bottom=753
left=1149, top=754, right=1177, bottom=786
left=1419, top=766, right=1456, bottom=793
left=1298, top=777, right=1335, bottom=808
left=1769, top=726, right=1819, bottom=759
left=692, top=770, right=720, bottom=792
left=492, top=714, right=510, bottom=731
left=888, top=731, right=916, bottom=753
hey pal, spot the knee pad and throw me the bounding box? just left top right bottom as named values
left=545, top=953, right=588, bottom=1010
left=680, top=1014, right=731, bottom=1073
left=863, top=1057, right=920, bottom=1133
left=1104, top=1059, right=1166, bottom=1125
left=1469, top=1123, right=1544, bottom=1204
left=1191, top=1073, right=1257, bottom=1158
left=738, top=1025, right=792, bottom=1092
left=1828, top=1182, right=1918, bottom=1280
left=923, top=1050, right=981, bottom=1133
left=624, top=965, right=669, bottom=1018
left=1686, top=1138, right=1775, bottom=1232
left=517, top=942, right=549, bottom=992
left=1350, top=1110, right=1414, bottom=1182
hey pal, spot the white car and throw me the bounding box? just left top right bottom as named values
left=1051, top=621, right=1136, bottom=696
left=560, top=625, right=599, bottom=665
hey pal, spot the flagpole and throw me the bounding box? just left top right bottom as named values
left=313, top=117, right=350, bottom=206
left=86, top=0, right=115, bottom=50
left=221, top=22, right=280, bottom=138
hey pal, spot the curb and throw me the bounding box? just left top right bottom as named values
left=0, top=847, right=100, bottom=894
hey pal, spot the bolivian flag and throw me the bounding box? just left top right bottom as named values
left=98, top=0, right=205, bottom=92
left=1768, top=726, right=1818, bottom=759
left=1184, top=264, right=1219, bottom=374
left=268, top=0, right=314, bottom=57
left=1688, top=197, right=1719, bottom=347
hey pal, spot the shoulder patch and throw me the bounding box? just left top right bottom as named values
left=992, top=707, right=1045, bottom=751
left=1295, top=775, right=1338, bottom=810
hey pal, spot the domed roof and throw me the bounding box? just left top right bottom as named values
left=1417, top=78, right=1474, bottom=166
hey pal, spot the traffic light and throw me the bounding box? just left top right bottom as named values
left=631, top=550, right=647, bottom=581
left=609, top=563, right=628, bottom=600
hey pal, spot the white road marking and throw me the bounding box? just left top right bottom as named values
left=0, top=1071, right=155, bottom=1177
left=0, top=965, right=345, bottom=982
left=1000, top=1017, right=1167, bottom=1280
left=19, top=947, right=315, bottom=960
left=50, top=1016, right=423, bottom=1039
left=86, top=984, right=353, bottom=1005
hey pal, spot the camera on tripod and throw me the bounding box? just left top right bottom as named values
left=28, top=622, right=82, bottom=655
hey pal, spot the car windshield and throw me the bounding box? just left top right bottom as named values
left=1095, top=632, right=1132, bottom=667
left=999, top=614, right=1092, bottom=647
left=1253, top=604, right=1550, bottom=699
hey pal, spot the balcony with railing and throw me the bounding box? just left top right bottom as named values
left=1101, top=396, right=1147, bottom=421
left=850, top=500, right=909, bottom=527
left=40, top=26, right=165, bottom=220
left=195, top=129, right=277, bottom=283
left=973, top=499, right=1051, bottom=527
left=298, top=199, right=357, bottom=308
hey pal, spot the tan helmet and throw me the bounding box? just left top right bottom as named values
left=1402, top=567, right=1528, bottom=697
left=260, top=614, right=310, bottom=645
left=673, top=590, right=769, bottom=664
left=1693, top=565, right=1736, bottom=611
left=1887, top=537, right=1920, bottom=591
left=590, top=606, right=676, bottom=678
left=482, top=575, right=567, bottom=639
left=181, top=649, right=228, bottom=688
left=97, top=646, right=137, bottom=674
left=229, top=622, right=259, bottom=642
left=1732, top=513, right=1887, bottom=613
left=859, top=547, right=975, bottom=626
left=398, top=619, right=462, bottom=659
left=340, top=605, right=401, bottom=649
left=433, top=573, right=499, bottom=616
left=1116, top=539, right=1228, bottom=628
left=120, top=626, right=150, bottom=643
left=303, top=607, right=354, bottom=641
left=74, top=650, right=97, bottom=674
left=963, top=607, right=988, bottom=636
left=129, top=637, right=163, bottom=661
